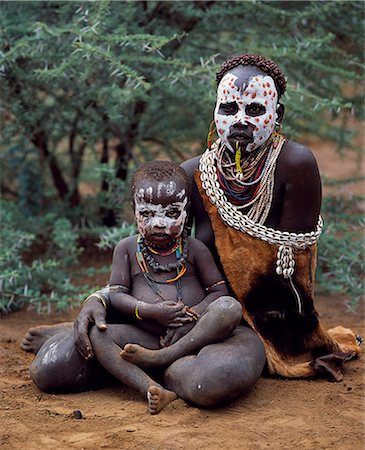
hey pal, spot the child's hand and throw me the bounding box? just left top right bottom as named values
left=144, top=301, right=190, bottom=327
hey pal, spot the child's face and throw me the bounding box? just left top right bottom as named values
left=133, top=177, right=188, bottom=246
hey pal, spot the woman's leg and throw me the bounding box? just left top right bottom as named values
left=163, top=325, right=266, bottom=407
left=21, top=322, right=74, bottom=353
left=30, top=329, right=110, bottom=393
left=30, top=323, right=178, bottom=413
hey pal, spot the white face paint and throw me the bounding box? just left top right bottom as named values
left=146, top=187, right=153, bottom=202
left=134, top=193, right=188, bottom=242
left=176, top=189, right=186, bottom=199
left=214, top=73, right=279, bottom=153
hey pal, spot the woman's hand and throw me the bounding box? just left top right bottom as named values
left=74, top=298, right=107, bottom=360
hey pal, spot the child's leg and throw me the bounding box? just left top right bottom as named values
left=89, top=324, right=177, bottom=414
left=121, top=296, right=242, bottom=367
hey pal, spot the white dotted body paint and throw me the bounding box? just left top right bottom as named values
left=176, top=189, right=186, bottom=199
left=134, top=195, right=188, bottom=238
left=214, top=73, right=279, bottom=152
left=165, top=181, right=176, bottom=196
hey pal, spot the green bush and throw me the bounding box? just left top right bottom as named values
left=0, top=199, right=138, bottom=314
left=317, top=195, right=364, bottom=311
left=0, top=201, right=87, bottom=314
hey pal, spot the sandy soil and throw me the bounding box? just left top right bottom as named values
left=0, top=295, right=364, bottom=450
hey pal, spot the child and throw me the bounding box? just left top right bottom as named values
left=88, top=160, right=242, bottom=414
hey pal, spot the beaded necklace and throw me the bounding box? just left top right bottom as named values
left=136, top=233, right=188, bottom=302
left=137, top=232, right=188, bottom=274
left=199, top=136, right=324, bottom=314
left=199, top=135, right=323, bottom=247
left=208, top=133, right=285, bottom=224
left=146, top=240, right=180, bottom=256
left=216, top=150, right=268, bottom=205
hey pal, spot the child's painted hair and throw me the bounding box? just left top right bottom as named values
left=131, top=160, right=191, bottom=200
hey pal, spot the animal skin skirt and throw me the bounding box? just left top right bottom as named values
left=195, top=171, right=361, bottom=381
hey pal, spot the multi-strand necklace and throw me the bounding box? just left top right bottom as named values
left=214, top=133, right=285, bottom=224
left=136, top=231, right=188, bottom=275
left=199, top=133, right=323, bottom=250
left=135, top=232, right=189, bottom=302
left=199, top=134, right=323, bottom=314
left=216, top=138, right=271, bottom=208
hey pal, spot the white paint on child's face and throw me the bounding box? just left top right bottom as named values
left=214, top=73, right=278, bottom=152
left=146, top=187, right=153, bottom=202
left=157, top=183, right=163, bottom=198
left=165, top=181, right=176, bottom=196
left=134, top=194, right=188, bottom=239
left=157, top=181, right=177, bottom=198
left=136, top=187, right=155, bottom=203
left=176, top=189, right=186, bottom=199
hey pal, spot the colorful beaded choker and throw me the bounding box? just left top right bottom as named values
left=146, top=240, right=180, bottom=256
left=136, top=231, right=188, bottom=280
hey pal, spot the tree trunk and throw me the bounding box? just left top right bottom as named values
left=100, top=137, right=118, bottom=226
left=32, top=130, right=69, bottom=201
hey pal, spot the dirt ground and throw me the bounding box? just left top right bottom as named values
left=1, top=295, right=364, bottom=450
left=1, top=133, right=364, bottom=449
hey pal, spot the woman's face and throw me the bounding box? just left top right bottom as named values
left=214, top=65, right=280, bottom=153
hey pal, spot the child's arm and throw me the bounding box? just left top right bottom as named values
left=109, top=237, right=190, bottom=327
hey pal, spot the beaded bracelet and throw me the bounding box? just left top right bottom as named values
left=135, top=302, right=143, bottom=320
left=186, top=308, right=200, bottom=321
left=205, top=279, right=226, bottom=293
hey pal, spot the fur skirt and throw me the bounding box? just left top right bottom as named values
left=196, top=171, right=361, bottom=380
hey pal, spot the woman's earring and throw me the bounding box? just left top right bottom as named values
left=274, top=120, right=283, bottom=134
left=207, top=120, right=217, bottom=149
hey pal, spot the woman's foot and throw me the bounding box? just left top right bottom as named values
left=20, top=323, right=73, bottom=353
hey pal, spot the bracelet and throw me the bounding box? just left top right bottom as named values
left=83, top=293, right=108, bottom=310
left=135, top=302, right=143, bottom=320
left=205, top=280, right=226, bottom=293
left=186, top=308, right=200, bottom=321
left=109, top=284, right=130, bottom=294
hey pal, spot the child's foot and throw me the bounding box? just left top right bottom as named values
left=147, top=386, right=177, bottom=414
left=20, top=323, right=73, bottom=353
left=121, top=343, right=165, bottom=367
